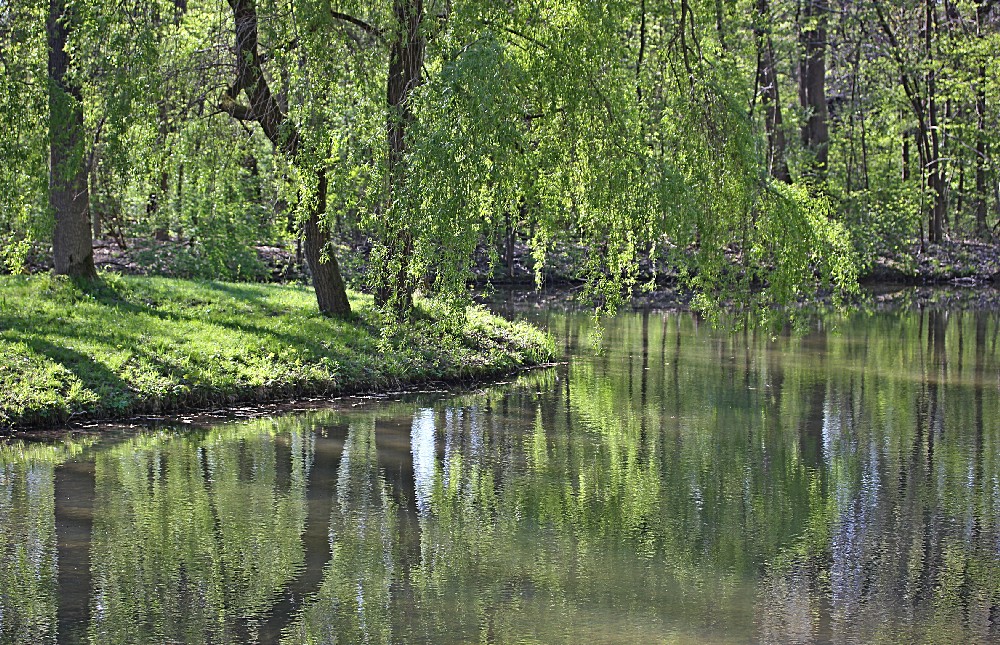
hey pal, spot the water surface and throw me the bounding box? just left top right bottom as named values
left=2, top=305, right=998, bottom=644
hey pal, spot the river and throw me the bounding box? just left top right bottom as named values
left=1, top=301, right=998, bottom=644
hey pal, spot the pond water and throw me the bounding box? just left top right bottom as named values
left=1, top=303, right=999, bottom=644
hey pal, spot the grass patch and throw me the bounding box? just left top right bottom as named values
left=0, top=274, right=554, bottom=430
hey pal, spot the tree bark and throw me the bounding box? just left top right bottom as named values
left=975, top=68, right=988, bottom=238
left=902, top=128, right=911, bottom=181
left=756, top=0, right=791, bottom=183
left=798, top=0, right=829, bottom=181
left=305, top=171, right=352, bottom=316
left=377, top=0, right=425, bottom=314
left=222, top=0, right=350, bottom=317
left=975, top=1, right=989, bottom=238
left=48, top=0, right=96, bottom=279
left=926, top=0, right=945, bottom=243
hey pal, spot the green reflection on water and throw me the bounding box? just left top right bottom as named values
left=0, top=306, right=998, bottom=644
left=0, top=441, right=89, bottom=644
left=87, top=419, right=317, bottom=643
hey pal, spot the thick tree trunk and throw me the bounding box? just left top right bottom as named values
left=756, top=0, right=791, bottom=183
left=48, top=0, right=96, bottom=279
left=798, top=0, right=829, bottom=181
left=304, top=172, right=351, bottom=316
left=377, top=0, right=424, bottom=314
left=222, top=0, right=350, bottom=317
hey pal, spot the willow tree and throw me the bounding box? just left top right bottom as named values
left=5, top=0, right=858, bottom=316
left=220, top=0, right=351, bottom=316
left=0, top=0, right=48, bottom=273
left=303, top=0, right=854, bottom=318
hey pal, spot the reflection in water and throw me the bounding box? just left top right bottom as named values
left=282, top=419, right=396, bottom=644
left=0, top=306, right=997, bottom=644
left=411, top=409, right=436, bottom=518
left=0, top=444, right=71, bottom=644
left=87, top=420, right=323, bottom=644
left=0, top=440, right=93, bottom=644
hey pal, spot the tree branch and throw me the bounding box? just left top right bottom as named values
left=330, top=10, right=384, bottom=40
left=219, top=92, right=253, bottom=121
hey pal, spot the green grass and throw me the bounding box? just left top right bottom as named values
left=0, top=274, right=554, bottom=430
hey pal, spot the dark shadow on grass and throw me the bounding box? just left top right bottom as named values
left=79, top=278, right=374, bottom=359
left=196, top=280, right=280, bottom=303
left=22, top=337, right=130, bottom=413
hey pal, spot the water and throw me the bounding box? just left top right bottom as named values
left=1, top=305, right=998, bottom=644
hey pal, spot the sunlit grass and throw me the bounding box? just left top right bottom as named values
left=0, top=274, right=554, bottom=429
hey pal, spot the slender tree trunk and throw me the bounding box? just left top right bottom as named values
left=637, top=0, right=646, bottom=102
left=957, top=162, right=965, bottom=231
left=378, top=0, right=424, bottom=313
left=926, top=0, right=945, bottom=243
left=860, top=98, right=870, bottom=190
left=975, top=65, right=988, bottom=237
left=975, top=2, right=991, bottom=238
left=48, top=0, right=96, bottom=279
left=152, top=169, right=170, bottom=241
left=798, top=0, right=829, bottom=181
left=221, top=0, right=350, bottom=317
left=504, top=210, right=515, bottom=278
left=902, top=127, right=911, bottom=181
left=756, top=0, right=791, bottom=183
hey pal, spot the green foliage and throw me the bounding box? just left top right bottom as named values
left=0, top=0, right=50, bottom=273
left=6, top=0, right=1000, bottom=309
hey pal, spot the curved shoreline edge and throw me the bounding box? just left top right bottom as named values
left=0, top=275, right=556, bottom=433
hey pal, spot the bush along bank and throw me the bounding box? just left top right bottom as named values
left=0, top=274, right=555, bottom=431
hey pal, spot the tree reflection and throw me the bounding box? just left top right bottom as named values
left=281, top=418, right=395, bottom=644
left=86, top=417, right=316, bottom=643
left=0, top=441, right=89, bottom=644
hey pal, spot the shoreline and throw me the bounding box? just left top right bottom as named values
left=0, top=275, right=555, bottom=434
left=485, top=281, right=1000, bottom=314
left=11, top=361, right=566, bottom=440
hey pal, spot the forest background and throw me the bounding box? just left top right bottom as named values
left=2, top=0, right=999, bottom=320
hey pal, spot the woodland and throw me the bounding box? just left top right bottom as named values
left=1, top=0, right=999, bottom=317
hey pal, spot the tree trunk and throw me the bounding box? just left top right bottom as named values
left=91, top=165, right=102, bottom=240
left=221, top=0, right=350, bottom=317
left=304, top=171, right=352, bottom=316
left=756, top=0, right=791, bottom=183
left=48, top=0, right=96, bottom=279
left=378, top=0, right=424, bottom=314
left=798, top=0, right=829, bottom=181
left=976, top=2, right=991, bottom=239
left=926, top=0, right=945, bottom=244
left=902, top=127, right=911, bottom=181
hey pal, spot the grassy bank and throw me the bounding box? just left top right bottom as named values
left=0, top=275, right=554, bottom=431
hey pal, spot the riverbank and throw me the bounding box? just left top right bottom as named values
left=0, top=275, right=554, bottom=432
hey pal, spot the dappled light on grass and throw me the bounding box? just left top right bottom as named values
left=0, top=274, right=553, bottom=429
